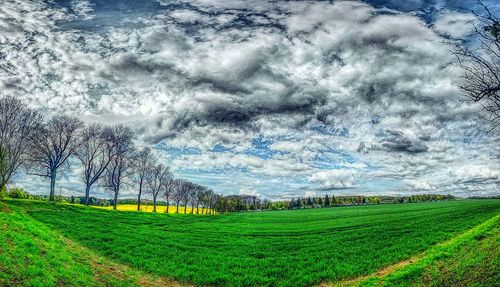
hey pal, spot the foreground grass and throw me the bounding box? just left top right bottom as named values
left=0, top=201, right=188, bottom=287
left=6, top=199, right=499, bottom=287
left=331, top=213, right=500, bottom=287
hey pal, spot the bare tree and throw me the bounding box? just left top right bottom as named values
left=172, top=178, right=191, bottom=214
left=132, top=147, right=154, bottom=211
left=206, top=189, right=215, bottom=214
left=172, top=179, right=183, bottom=213
left=453, top=1, right=500, bottom=131
left=190, top=184, right=206, bottom=214
left=182, top=180, right=194, bottom=214
left=27, top=115, right=83, bottom=201
left=0, top=96, right=42, bottom=190
left=189, top=185, right=198, bottom=214
left=76, top=124, right=116, bottom=205
left=163, top=177, right=175, bottom=213
left=145, top=163, right=171, bottom=212
left=103, top=125, right=135, bottom=210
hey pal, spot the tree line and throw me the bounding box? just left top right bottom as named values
left=0, top=96, right=249, bottom=214
left=276, top=194, right=456, bottom=210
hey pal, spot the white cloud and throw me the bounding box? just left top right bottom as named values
left=239, top=188, right=260, bottom=197
left=71, top=0, right=95, bottom=20
left=1, top=0, right=499, bottom=198
left=434, top=12, right=478, bottom=39
left=451, top=165, right=500, bottom=183
left=309, top=170, right=357, bottom=190
left=405, top=180, right=436, bottom=190
left=169, top=10, right=208, bottom=23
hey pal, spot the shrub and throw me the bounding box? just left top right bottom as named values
left=8, top=187, right=31, bottom=199
left=0, top=185, right=7, bottom=199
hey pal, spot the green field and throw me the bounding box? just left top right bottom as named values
left=1, top=199, right=499, bottom=287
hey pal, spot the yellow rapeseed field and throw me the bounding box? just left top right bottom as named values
left=93, top=204, right=214, bottom=214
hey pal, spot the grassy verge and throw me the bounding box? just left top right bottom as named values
left=0, top=200, right=187, bottom=287
left=334, top=213, right=500, bottom=287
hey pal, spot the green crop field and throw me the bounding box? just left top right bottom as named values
left=1, top=199, right=499, bottom=287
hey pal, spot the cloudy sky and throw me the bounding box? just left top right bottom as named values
left=1, top=0, right=499, bottom=200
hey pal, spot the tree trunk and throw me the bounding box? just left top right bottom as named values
left=84, top=184, right=91, bottom=205
left=1, top=174, right=10, bottom=192
left=176, top=202, right=179, bottom=213
left=153, top=195, right=157, bottom=213
left=183, top=202, right=187, bottom=214
left=49, top=169, right=56, bottom=202
left=196, top=202, right=199, bottom=214
left=113, top=188, right=119, bottom=210
left=137, top=192, right=141, bottom=211
left=137, top=181, right=142, bottom=211
left=165, top=194, right=169, bottom=213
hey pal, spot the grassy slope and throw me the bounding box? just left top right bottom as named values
left=5, top=199, right=498, bottom=287
left=345, top=213, right=500, bottom=287
left=0, top=200, right=189, bottom=287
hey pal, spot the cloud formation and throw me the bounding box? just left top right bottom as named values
left=0, top=0, right=498, bottom=199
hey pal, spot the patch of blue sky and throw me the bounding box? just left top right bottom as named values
left=176, top=166, right=249, bottom=175
left=358, top=177, right=403, bottom=194
left=50, top=0, right=179, bottom=31
left=312, top=146, right=358, bottom=169
left=211, top=143, right=234, bottom=153
left=175, top=170, right=234, bottom=187
left=245, top=135, right=286, bottom=159
left=155, top=142, right=201, bottom=158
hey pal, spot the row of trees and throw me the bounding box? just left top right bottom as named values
left=280, top=194, right=456, bottom=210
left=0, top=96, right=234, bottom=213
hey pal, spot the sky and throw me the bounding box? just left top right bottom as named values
left=0, top=0, right=499, bottom=200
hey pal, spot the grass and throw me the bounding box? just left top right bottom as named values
left=0, top=200, right=128, bottom=287
left=0, top=200, right=193, bottom=287
left=2, top=199, right=498, bottom=287
left=345, top=212, right=500, bottom=287
left=93, top=204, right=213, bottom=214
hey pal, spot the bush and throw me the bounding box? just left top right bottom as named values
left=8, top=187, right=31, bottom=199
left=0, top=186, right=7, bottom=199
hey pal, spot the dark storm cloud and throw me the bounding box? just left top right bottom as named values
left=380, top=130, right=428, bottom=153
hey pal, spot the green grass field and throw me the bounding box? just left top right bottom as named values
left=1, top=199, right=499, bottom=287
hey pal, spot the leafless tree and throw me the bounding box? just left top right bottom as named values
left=103, top=125, right=135, bottom=210
left=206, top=189, right=215, bottom=214
left=182, top=180, right=194, bottom=214
left=76, top=124, right=117, bottom=205
left=452, top=1, right=500, bottom=131
left=172, top=178, right=192, bottom=214
left=132, top=147, right=154, bottom=211
left=163, top=177, right=176, bottom=213
left=145, top=162, right=171, bottom=212
left=0, top=96, right=42, bottom=190
left=189, top=184, right=206, bottom=214
left=171, top=179, right=183, bottom=213
left=27, top=115, right=83, bottom=201
left=188, top=185, right=198, bottom=214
